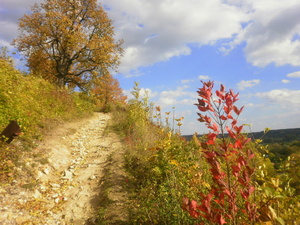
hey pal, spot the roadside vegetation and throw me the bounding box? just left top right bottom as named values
left=110, top=82, right=300, bottom=224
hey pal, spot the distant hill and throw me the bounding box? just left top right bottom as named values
left=182, top=128, right=300, bottom=144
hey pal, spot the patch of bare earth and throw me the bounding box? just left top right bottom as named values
left=0, top=113, right=128, bottom=225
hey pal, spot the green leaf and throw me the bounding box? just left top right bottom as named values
left=276, top=217, right=285, bottom=225
left=268, top=205, right=277, bottom=219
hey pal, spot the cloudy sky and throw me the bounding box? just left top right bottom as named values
left=1, top=0, right=300, bottom=135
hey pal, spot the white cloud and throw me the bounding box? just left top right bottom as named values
left=0, top=0, right=44, bottom=44
left=282, top=79, right=290, bottom=84
left=256, top=89, right=300, bottom=104
left=181, top=79, right=194, bottom=84
left=287, top=71, right=300, bottom=78
left=101, top=0, right=250, bottom=75
left=159, top=97, right=177, bottom=106
left=140, top=87, right=158, bottom=99
left=104, top=0, right=300, bottom=71
left=124, top=87, right=158, bottom=101
left=3, top=0, right=300, bottom=75
left=237, top=79, right=260, bottom=90
left=242, top=1, right=300, bottom=67
left=245, top=102, right=264, bottom=107
left=198, top=75, right=210, bottom=80
left=158, top=85, right=197, bottom=106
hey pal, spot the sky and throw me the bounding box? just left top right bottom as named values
left=1, top=0, right=300, bottom=135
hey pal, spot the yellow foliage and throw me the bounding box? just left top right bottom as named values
left=13, top=0, right=123, bottom=90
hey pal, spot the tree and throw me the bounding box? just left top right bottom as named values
left=13, top=0, right=123, bottom=91
left=91, top=71, right=127, bottom=111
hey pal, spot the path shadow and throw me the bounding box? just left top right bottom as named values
left=85, top=150, right=130, bottom=225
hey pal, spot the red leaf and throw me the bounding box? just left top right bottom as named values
left=197, top=99, right=206, bottom=106
left=182, top=196, right=189, bottom=211
left=234, top=125, right=243, bottom=134
left=219, top=141, right=229, bottom=151
left=237, top=156, right=246, bottom=166
left=234, top=140, right=243, bottom=149
left=216, top=90, right=225, bottom=100
left=207, top=132, right=217, bottom=142
left=189, top=209, right=200, bottom=218
left=231, top=164, right=241, bottom=176
left=224, top=106, right=232, bottom=115
left=190, top=200, right=198, bottom=210
left=197, top=113, right=205, bottom=122
left=223, top=189, right=231, bottom=197
left=205, top=115, right=212, bottom=123
left=231, top=119, right=237, bottom=126
left=233, top=105, right=244, bottom=115
left=207, top=104, right=214, bottom=112
left=230, top=89, right=239, bottom=99
left=226, top=126, right=236, bottom=139
left=220, top=84, right=225, bottom=92
left=204, top=151, right=216, bottom=158
left=220, top=115, right=227, bottom=120
left=247, top=149, right=255, bottom=160
left=241, top=190, right=248, bottom=199
left=225, top=95, right=233, bottom=107
left=182, top=198, right=201, bottom=219
left=238, top=176, right=246, bottom=186
left=217, top=214, right=227, bottom=224
left=230, top=149, right=239, bottom=154
left=233, top=106, right=239, bottom=115
left=244, top=137, right=252, bottom=146
left=197, top=118, right=205, bottom=123
left=198, top=106, right=207, bottom=112
left=208, top=123, right=220, bottom=132
left=249, top=186, right=255, bottom=195
left=207, top=139, right=215, bottom=145
left=239, top=105, right=244, bottom=114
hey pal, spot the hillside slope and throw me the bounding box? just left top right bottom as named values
left=182, top=127, right=300, bottom=143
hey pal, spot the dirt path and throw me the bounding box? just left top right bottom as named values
left=0, top=113, right=128, bottom=225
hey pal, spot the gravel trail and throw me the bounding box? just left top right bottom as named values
left=0, top=113, right=128, bottom=225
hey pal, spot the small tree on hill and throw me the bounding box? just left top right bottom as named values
left=91, top=71, right=127, bottom=111
left=13, top=0, right=123, bottom=91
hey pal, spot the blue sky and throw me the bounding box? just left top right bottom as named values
left=1, top=0, right=300, bottom=135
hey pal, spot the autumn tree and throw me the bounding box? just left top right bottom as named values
left=13, top=0, right=123, bottom=91
left=91, top=71, right=127, bottom=112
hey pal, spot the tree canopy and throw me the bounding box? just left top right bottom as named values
left=91, top=71, right=127, bottom=111
left=13, top=0, right=123, bottom=91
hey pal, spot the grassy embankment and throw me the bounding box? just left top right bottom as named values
left=0, top=58, right=94, bottom=183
